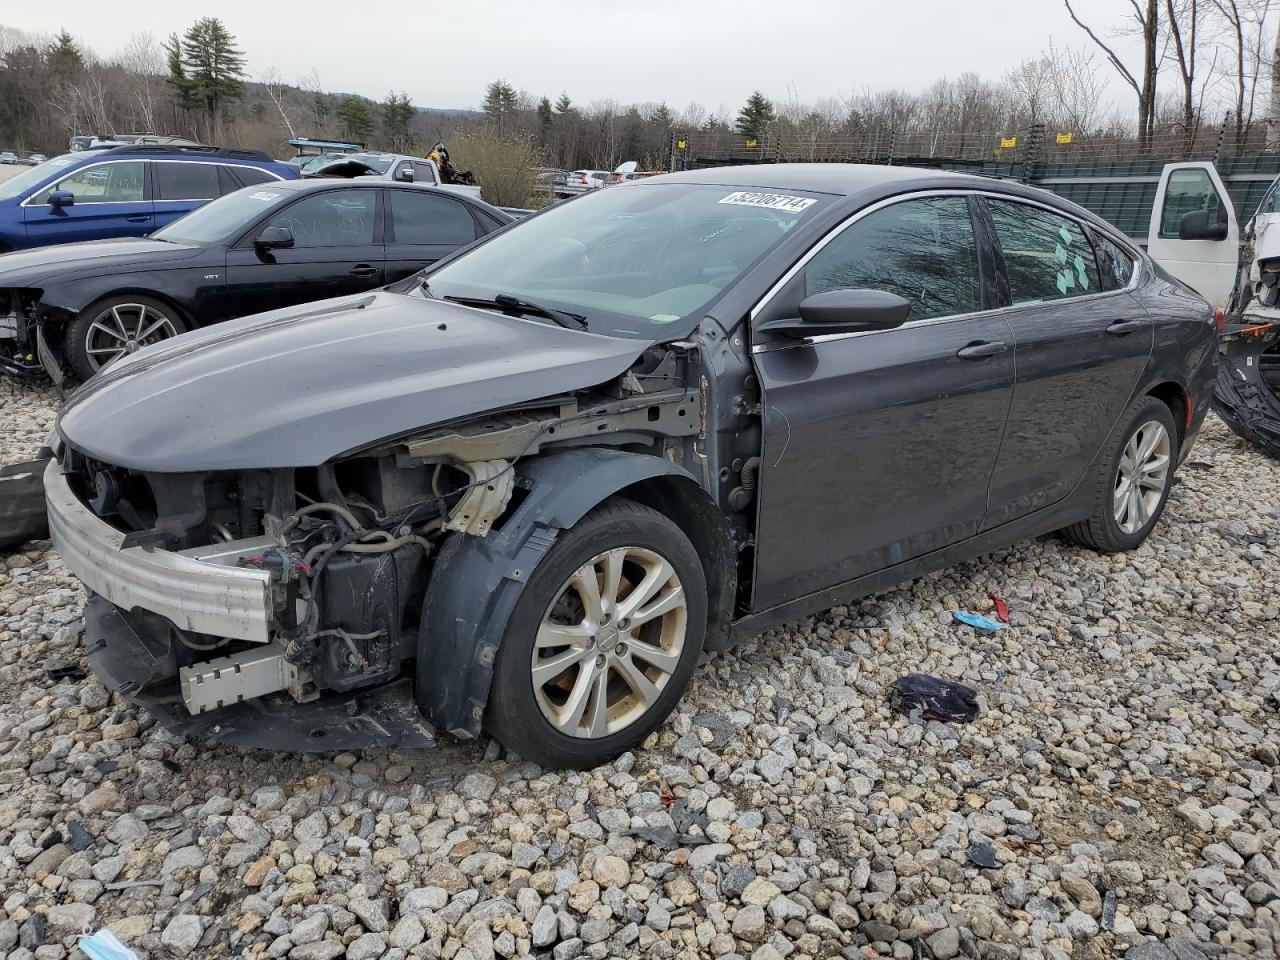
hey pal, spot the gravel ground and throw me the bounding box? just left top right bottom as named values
left=1, top=379, right=1277, bottom=960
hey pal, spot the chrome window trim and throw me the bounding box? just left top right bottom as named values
left=749, top=187, right=1143, bottom=354
left=19, top=158, right=284, bottom=207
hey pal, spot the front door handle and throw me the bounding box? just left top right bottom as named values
left=125, top=215, right=151, bottom=223
left=1106, top=320, right=1147, bottom=335
left=956, top=340, right=1007, bottom=360
left=349, top=264, right=379, bottom=277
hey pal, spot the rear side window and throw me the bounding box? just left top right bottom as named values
left=154, top=162, right=219, bottom=201
left=804, top=195, right=981, bottom=321
left=389, top=190, right=478, bottom=245
left=1092, top=231, right=1135, bottom=291
left=1160, top=168, right=1225, bottom=238
left=229, top=166, right=276, bottom=187
left=987, top=198, right=1101, bottom=305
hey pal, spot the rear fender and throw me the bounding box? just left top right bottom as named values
left=416, top=448, right=705, bottom=738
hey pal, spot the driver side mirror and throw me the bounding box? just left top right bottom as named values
left=48, top=190, right=74, bottom=208
left=254, top=225, right=295, bottom=250
left=756, top=288, right=912, bottom=338
left=1179, top=208, right=1228, bottom=241
left=395, top=167, right=414, bottom=183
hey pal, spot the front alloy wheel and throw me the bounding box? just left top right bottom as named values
left=1113, top=420, right=1171, bottom=534
left=65, top=294, right=188, bottom=382
left=486, top=498, right=707, bottom=769
left=532, top=546, right=687, bottom=739
left=83, top=302, right=179, bottom=371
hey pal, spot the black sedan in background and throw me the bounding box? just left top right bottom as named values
left=0, top=180, right=511, bottom=381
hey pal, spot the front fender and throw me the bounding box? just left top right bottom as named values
left=416, top=448, right=703, bottom=738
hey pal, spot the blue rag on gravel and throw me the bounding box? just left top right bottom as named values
left=78, top=931, right=140, bottom=960
left=952, top=611, right=1004, bottom=632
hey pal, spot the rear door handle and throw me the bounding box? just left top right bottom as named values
left=349, top=264, right=379, bottom=277
left=125, top=215, right=151, bottom=223
left=1107, top=320, right=1147, bottom=335
left=956, top=340, right=1007, bottom=360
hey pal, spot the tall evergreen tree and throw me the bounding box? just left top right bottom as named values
left=337, top=95, right=374, bottom=143
left=45, top=30, right=83, bottom=78
left=649, top=103, right=674, bottom=129
left=483, top=79, right=519, bottom=134
left=735, top=91, right=775, bottom=138
left=555, top=92, right=572, bottom=114
left=536, top=96, right=553, bottom=127
left=381, top=91, right=415, bottom=151
left=169, top=18, right=246, bottom=136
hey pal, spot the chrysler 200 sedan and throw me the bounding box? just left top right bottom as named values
left=45, top=164, right=1216, bottom=769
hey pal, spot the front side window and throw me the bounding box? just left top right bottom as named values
left=31, top=161, right=145, bottom=205
left=155, top=186, right=291, bottom=245
left=987, top=198, right=1100, bottom=305
left=266, top=190, right=377, bottom=247
left=154, top=162, right=219, bottom=201
left=1160, top=168, right=1225, bottom=238
left=389, top=191, right=477, bottom=245
left=804, top=196, right=982, bottom=321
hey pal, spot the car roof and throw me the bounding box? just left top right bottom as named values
left=652, top=162, right=986, bottom=196
left=261, top=178, right=513, bottom=220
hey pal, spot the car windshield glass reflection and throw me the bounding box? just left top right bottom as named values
left=155, top=187, right=289, bottom=244
left=426, top=183, right=828, bottom=338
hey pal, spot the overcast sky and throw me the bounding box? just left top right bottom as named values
left=8, top=0, right=1142, bottom=113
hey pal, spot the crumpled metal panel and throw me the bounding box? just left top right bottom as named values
left=44, top=460, right=273, bottom=642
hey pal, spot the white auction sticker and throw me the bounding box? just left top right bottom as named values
left=249, top=191, right=280, bottom=201
left=719, top=191, right=815, bottom=212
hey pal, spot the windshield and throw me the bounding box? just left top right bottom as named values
left=425, top=182, right=828, bottom=338
left=0, top=154, right=78, bottom=201
left=350, top=153, right=395, bottom=174
left=155, top=186, right=290, bottom=244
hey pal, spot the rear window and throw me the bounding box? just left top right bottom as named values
left=229, top=166, right=276, bottom=187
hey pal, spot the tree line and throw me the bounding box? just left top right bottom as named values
left=1, top=7, right=1278, bottom=201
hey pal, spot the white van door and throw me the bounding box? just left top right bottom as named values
left=1146, top=161, right=1239, bottom=308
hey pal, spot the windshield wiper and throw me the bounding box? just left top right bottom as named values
left=445, top=293, right=588, bottom=330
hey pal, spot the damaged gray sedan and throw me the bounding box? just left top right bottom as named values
left=46, top=165, right=1216, bottom=768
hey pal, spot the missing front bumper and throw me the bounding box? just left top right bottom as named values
left=84, top=596, right=436, bottom=752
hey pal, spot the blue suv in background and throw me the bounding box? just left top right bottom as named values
left=0, top=144, right=297, bottom=251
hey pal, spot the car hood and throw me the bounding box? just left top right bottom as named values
left=57, top=291, right=651, bottom=472
left=0, top=238, right=203, bottom=285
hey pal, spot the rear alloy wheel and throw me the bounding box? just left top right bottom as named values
left=1062, top=395, right=1178, bottom=552
left=486, top=499, right=706, bottom=768
left=65, top=295, right=187, bottom=381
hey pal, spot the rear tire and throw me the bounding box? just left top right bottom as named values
left=485, top=498, right=707, bottom=769
left=64, top=295, right=187, bottom=381
left=1061, top=395, right=1178, bottom=552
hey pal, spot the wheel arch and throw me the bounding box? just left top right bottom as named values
left=1146, top=380, right=1190, bottom=444
left=416, top=448, right=735, bottom=738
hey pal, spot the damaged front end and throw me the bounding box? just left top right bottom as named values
left=49, top=350, right=718, bottom=751
left=1213, top=241, right=1280, bottom=458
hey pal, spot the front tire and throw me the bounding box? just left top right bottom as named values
left=1062, top=395, right=1178, bottom=552
left=486, top=498, right=707, bottom=769
left=64, top=295, right=187, bottom=381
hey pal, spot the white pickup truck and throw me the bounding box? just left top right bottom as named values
left=1144, top=161, right=1280, bottom=456
left=307, top=151, right=483, bottom=201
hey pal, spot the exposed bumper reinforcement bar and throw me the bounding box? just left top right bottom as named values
left=45, top=460, right=274, bottom=643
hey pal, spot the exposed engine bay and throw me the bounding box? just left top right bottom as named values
left=50, top=338, right=756, bottom=748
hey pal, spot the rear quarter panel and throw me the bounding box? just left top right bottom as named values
left=1129, top=265, right=1218, bottom=448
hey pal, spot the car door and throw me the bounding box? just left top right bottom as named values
left=978, top=196, right=1153, bottom=530
left=151, top=161, right=221, bottom=231
left=750, top=194, right=1015, bottom=610
left=23, top=160, right=152, bottom=246
left=1145, top=162, right=1239, bottom=309
left=221, top=187, right=384, bottom=321
left=383, top=188, right=482, bottom=283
